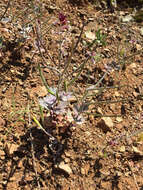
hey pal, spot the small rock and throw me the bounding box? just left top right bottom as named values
left=97, top=107, right=103, bottom=114
left=132, top=146, right=143, bottom=156
left=81, top=163, right=90, bottom=175
left=129, top=63, right=137, bottom=68
left=10, top=69, right=15, bottom=73
left=116, top=117, right=123, bottom=123
left=133, top=91, right=138, bottom=97
left=120, top=146, right=126, bottom=152
left=116, top=123, right=123, bottom=130
left=119, top=11, right=125, bottom=16
left=100, top=170, right=110, bottom=176
left=5, top=143, right=19, bottom=155
left=89, top=115, right=94, bottom=123
left=138, top=105, right=142, bottom=112
left=121, top=15, right=133, bottom=22
left=110, top=104, right=116, bottom=111
left=114, top=91, right=120, bottom=97
left=38, top=86, right=48, bottom=97
left=58, top=162, right=72, bottom=175
left=64, top=158, right=70, bottom=163
left=140, top=27, right=143, bottom=36
left=136, top=44, right=142, bottom=51
left=4, top=76, right=11, bottom=81
left=85, top=31, right=96, bottom=41
left=85, top=131, right=91, bottom=136
left=116, top=171, right=122, bottom=177
left=97, top=117, right=113, bottom=133
left=0, top=150, right=5, bottom=159
left=101, top=181, right=110, bottom=189
left=2, top=98, right=11, bottom=111
left=65, top=151, right=71, bottom=158
left=0, top=117, right=5, bottom=127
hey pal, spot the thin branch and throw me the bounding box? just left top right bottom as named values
left=73, top=21, right=86, bottom=53
left=41, top=65, right=61, bottom=75
left=0, top=0, right=11, bottom=22
left=32, top=115, right=55, bottom=140
left=57, top=39, right=74, bottom=91
left=35, top=20, right=57, bottom=66
left=127, top=160, right=139, bottom=190
left=38, top=63, right=55, bottom=96
left=28, top=104, right=41, bottom=190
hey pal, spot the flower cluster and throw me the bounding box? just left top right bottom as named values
left=39, top=88, right=86, bottom=124
left=58, top=13, right=67, bottom=25
left=39, top=88, right=73, bottom=114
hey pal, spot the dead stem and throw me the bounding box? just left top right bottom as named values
left=0, top=0, right=11, bottom=22
left=127, top=160, right=139, bottom=190
left=28, top=104, right=41, bottom=190
left=35, top=20, right=57, bottom=66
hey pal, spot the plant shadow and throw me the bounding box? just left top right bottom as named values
left=1, top=119, right=72, bottom=189
left=0, top=39, right=32, bottom=85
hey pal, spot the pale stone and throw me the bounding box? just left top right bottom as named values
left=101, top=117, right=114, bottom=128
left=81, top=163, right=90, bottom=175
left=97, top=117, right=113, bottom=133
left=116, top=117, right=123, bottom=122
left=121, top=15, right=133, bottom=22
left=120, top=146, right=125, bottom=152
left=64, top=158, right=70, bottom=163
left=129, top=63, right=136, bottom=68
left=97, top=107, right=103, bottom=114
left=64, top=151, right=71, bottom=157
left=0, top=117, right=5, bottom=127
left=81, top=167, right=85, bottom=175
left=140, top=27, right=143, bottom=36
left=6, top=143, right=19, bottom=155
left=58, top=162, right=72, bottom=175
left=136, top=44, right=142, bottom=51
left=85, top=31, right=96, bottom=41
left=114, top=91, right=120, bottom=97
left=132, top=146, right=143, bottom=156
left=0, top=150, right=5, bottom=159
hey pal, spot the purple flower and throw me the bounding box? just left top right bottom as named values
left=39, top=88, right=57, bottom=109
left=129, top=39, right=136, bottom=44
left=108, top=140, right=118, bottom=146
left=54, top=91, right=73, bottom=114
left=39, top=94, right=56, bottom=109
left=59, top=13, right=66, bottom=25
left=39, top=89, right=73, bottom=114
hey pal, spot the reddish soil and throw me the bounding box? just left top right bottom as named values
left=0, top=0, right=143, bottom=189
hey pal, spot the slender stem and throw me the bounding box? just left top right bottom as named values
left=0, top=0, right=11, bottom=22
left=33, top=115, right=55, bottom=139
left=35, top=19, right=56, bottom=66
left=57, top=39, right=74, bottom=91
left=41, top=65, right=61, bottom=75
left=28, top=105, right=41, bottom=190
left=38, top=63, right=55, bottom=96
left=73, top=21, right=86, bottom=53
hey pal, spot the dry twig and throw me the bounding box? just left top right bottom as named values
left=28, top=103, right=41, bottom=190
left=0, top=0, right=11, bottom=22
left=127, top=160, right=139, bottom=190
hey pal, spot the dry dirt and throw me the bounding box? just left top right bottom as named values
left=0, top=0, right=143, bottom=190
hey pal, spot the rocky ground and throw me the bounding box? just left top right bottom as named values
left=0, top=0, right=143, bottom=189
